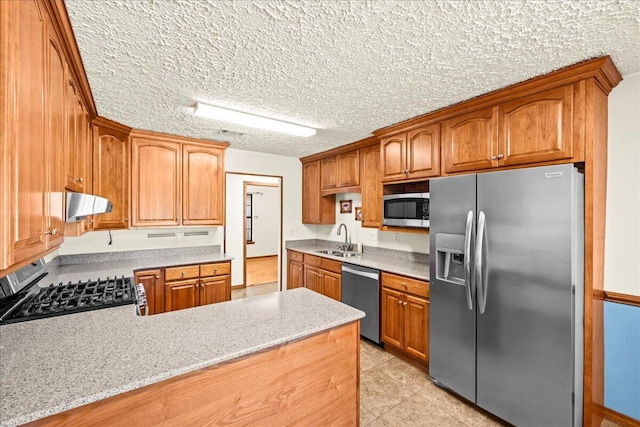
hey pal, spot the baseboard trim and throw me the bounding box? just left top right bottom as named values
left=603, top=406, right=640, bottom=427
left=604, top=291, right=640, bottom=307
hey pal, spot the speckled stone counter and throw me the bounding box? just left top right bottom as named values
left=286, top=240, right=430, bottom=281
left=43, top=248, right=233, bottom=287
left=0, top=288, right=364, bottom=426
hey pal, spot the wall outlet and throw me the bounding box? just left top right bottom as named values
left=176, top=232, right=183, bottom=241
left=394, top=233, right=399, bottom=242
left=369, top=231, right=377, bottom=242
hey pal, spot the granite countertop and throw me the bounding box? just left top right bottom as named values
left=0, top=288, right=364, bottom=426
left=43, top=252, right=233, bottom=287
left=287, top=243, right=430, bottom=282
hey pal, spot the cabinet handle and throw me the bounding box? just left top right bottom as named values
left=44, top=228, right=58, bottom=236
left=398, top=300, right=402, bottom=305
left=497, top=154, right=504, bottom=159
left=214, top=268, right=218, bottom=273
left=155, top=275, right=160, bottom=279
left=402, top=301, right=407, bottom=307
left=124, top=217, right=129, bottom=222
left=490, top=155, right=497, bottom=160
left=401, top=282, right=407, bottom=288
left=181, top=272, right=185, bottom=276
left=75, top=177, right=83, bottom=183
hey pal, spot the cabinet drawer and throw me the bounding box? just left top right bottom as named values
left=381, top=272, right=429, bottom=299
left=304, top=254, right=322, bottom=268
left=321, top=258, right=342, bottom=274
left=287, top=250, right=303, bottom=262
left=165, top=265, right=200, bottom=281
left=200, top=262, right=230, bottom=277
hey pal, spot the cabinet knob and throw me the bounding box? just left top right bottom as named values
left=181, top=271, right=185, bottom=276
left=124, top=217, right=129, bottom=222
left=497, top=154, right=504, bottom=159
left=155, top=275, right=160, bottom=279
left=401, top=282, right=407, bottom=288
left=214, top=268, right=218, bottom=273
left=403, top=301, right=407, bottom=306
left=490, top=155, right=497, bottom=160
left=44, top=228, right=58, bottom=236
left=398, top=300, right=402, bottom=305
left=75, top=177, right=83, bottom=183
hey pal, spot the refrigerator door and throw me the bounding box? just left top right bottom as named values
left=475, top=164, right=582, bottom=427
left=429, top=174, right=477, bottom=402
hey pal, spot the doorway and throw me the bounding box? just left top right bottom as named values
left=224, top=173, right=282, bottom=299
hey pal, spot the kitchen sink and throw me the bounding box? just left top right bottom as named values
left=314, top=250, right=361, bottom=258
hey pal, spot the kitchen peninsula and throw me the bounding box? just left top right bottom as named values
left=0, top=288, right=364, bottom=426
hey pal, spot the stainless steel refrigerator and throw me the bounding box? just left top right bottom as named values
left=429, top=164, right=584, bottom=427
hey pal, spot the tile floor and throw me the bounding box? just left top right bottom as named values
left=359, top=340, right=622, bottom=427
left=231, top=282, right=279, bottom=300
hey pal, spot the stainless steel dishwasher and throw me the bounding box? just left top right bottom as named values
left=341, top=264, right=380, bottom=343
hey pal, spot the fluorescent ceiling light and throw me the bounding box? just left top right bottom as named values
left=194, top=103, right=316, bottom=137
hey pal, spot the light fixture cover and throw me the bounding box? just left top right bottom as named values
left=194, top=103, right=316, bottom=137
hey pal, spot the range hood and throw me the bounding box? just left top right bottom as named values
left=66, top=192, right=113, bottom=223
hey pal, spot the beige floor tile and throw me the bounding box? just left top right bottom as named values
left=367, top=418, right=390, bottom=427
left=378, top=390, right=467, bottom=427
left=231, top=282, right=278, bottom=299
left=360, top=368, right=415, bottom=417
left=360, top=406, right=377, bottom=426
left=375, top=356, right=433, bottom=394
left=600, top=420, right=623, bottom=427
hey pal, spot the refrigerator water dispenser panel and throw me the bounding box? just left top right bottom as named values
left=435, top=233, right=466, bottom=285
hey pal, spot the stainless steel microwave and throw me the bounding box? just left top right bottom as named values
left=382, top=193, right=430, bottom=228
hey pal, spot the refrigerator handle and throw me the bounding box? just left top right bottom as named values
left=464, top=210, right=474, bottom=310
left=475, top=211, right=488, bottom=314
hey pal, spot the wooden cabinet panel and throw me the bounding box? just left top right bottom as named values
left=381, top=135, right=406, bottom=182
left=303, top=253, right=322, bottom=268
left=286, top=250, right=303, bottom=263
left=304, top=266, right=324, bottom=295
left=200, top=276, right=230, bottom=306
left=361, top=144, right=382, bottom=228
left=381, top=287, right=404, bottom=349
left=165, top=278, right=199, bottom=312
left=403, top=295, right=429, bottom=362
left=337, top=150, right=360, bottom=187
left=380, top=272, right=429, bottom=299
left=92, top=129, right=129, bottom=230
left=166, top=265, right=200, bottom=281
left=323, top=271, right=341, bottom=301
left=320, top=156, right=337, bottom=190
left=406, top=123, right=440, bottom=179
left=131, top=139, right=181, bottom=227
left=134, top=269, right=164, bottom=315
left=200, top=262, right=231, bottom=277
left=287, top=260, right=303, bottom=290
left=499, top=85, right=574, bottom=167
left=444, top=107, right=498, bottom=174
left=182, top=144, right=224, bottom=225
left=302, top=160, right=335, bottom=224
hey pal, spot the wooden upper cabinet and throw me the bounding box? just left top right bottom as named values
left=131, top=138, right=181, bottom=227
left=92, top=118, right=130, bottom=230
left=182, top=144, right=224, bottom=225
left=302, top=160, right=335, bottom=224
left=382, top=123, right=440, bottom=182
left=381, top=134, right=406, bottom=182
left=320, top=156, right=337, bottom=190
left=337, top=150, right=360, bottom=187
left=64, top=79, right=90, bottom=193
left=443, top=106, right=499, bottom=174
left=406, top=124, right=440, bottom=180
left=499, top=85, right=575, bottom=167
left=361, top=144, right=382, bottom=228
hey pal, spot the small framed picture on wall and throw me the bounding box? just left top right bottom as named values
left=340, top=200, right=352, bottom=214
left=355, top=207, right=362, bottom=221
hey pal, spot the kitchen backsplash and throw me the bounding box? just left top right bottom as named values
left=50, top=245, right=222, bottom=265
left=286, top=239, right=429, bottom=264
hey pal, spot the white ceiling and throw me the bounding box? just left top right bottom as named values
left=66, top=0, right=640, bottom=158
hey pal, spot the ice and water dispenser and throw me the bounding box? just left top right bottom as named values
left=435, top=233, right=467, bottom=285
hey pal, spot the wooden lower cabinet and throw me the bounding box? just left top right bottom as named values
left=286, top=250, right=304, bottom=290
left=303, top=265, right=341, bottom=301
left=381, top=272, right=429, bottom=363
left=135, top=261, right=231, bottom=315
left=289, top=252, right=342, bottom=301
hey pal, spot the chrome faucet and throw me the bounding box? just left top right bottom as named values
left=336, top=223, right=352, bottom=252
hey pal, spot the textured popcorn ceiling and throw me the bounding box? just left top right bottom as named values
left=66, top=0, right=640, bottom=158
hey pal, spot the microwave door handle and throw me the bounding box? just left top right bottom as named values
left=464, top=210, right=474, bottom=311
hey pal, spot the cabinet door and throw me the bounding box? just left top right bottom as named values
left=322, top=270, right=341, bottom=301
left=165, top=278, right=199, bottom=312
left=499, top=85, right=574, bottom=167
left=182, top=144, right=224, bottom=225
left=403, top=294, right=429, bottom=362
left=302, top=160, right=335, bottom=224
left=381, top=134, right=407, bottom=182
left=360, top=144, right=382, bottom=228
left=65, top=79, right=79, bottom=191
left=131, top=139, right=181, bottom=227
left=0, top=0, right=48, bottom=269
left=287, top=260, right=303, bottom=290
left=93, top=127, right=129, bottom=230
left=200, top=276, right=230, bottom=305
left=93, top=129, right=129, bottom=230
left=45, top=23, right=66, bottom=249
left=443, top=107, right=498, bottom=174
left=406, top=123, right=440, bottom=179
left=337, top=150, right=360, bottom=187
left=381, top=287, right=404, bottom=349
left=134, top=269, right=164, bottom=315
left=304, top=266, right=324, bottom=295
left=320, top=156, right=337, bottom=190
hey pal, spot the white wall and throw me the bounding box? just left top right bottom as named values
left=315, top=193, right=430, bottom=254
left=246, top=184, right=280, bottom=258
left=226, top=174, right=280, bottom=286
left=604, top=72, right=640, bottom=296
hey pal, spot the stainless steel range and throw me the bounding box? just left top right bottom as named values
left=0, top=259, right=146, bottom=324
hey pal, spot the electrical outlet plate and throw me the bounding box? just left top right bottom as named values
left=176, top=232, right=183, bottom=241
left=369, top=231, right=377, bottom=242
